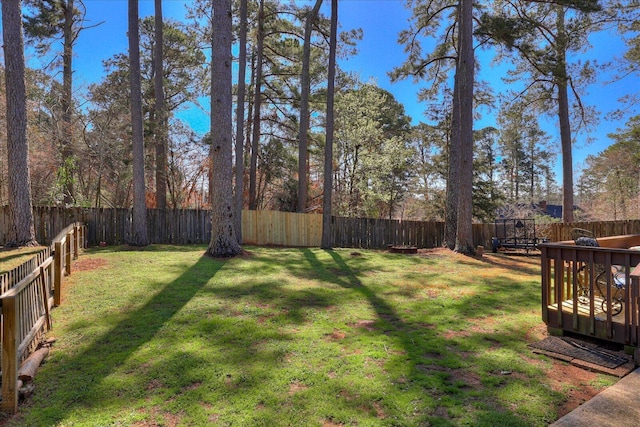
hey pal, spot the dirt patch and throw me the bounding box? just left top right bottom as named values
left=349, top=320, right=376, bottom=331
left=450, top=368, right=483, bottom=389
left=327, top=329, right=347, bottom=340
left=522, top=328, right=614, bottom=417
left=133, top=407, right=183, bottom=427
left=288, top=381, right=308, bottom=395
left=372, top=401, right=387, bottom=419
left=74, top=257, right=109, bottom=271
left=545, top=359, right=601, bottom=417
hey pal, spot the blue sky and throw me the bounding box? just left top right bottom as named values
left=21, top=0, right=640, bottom=180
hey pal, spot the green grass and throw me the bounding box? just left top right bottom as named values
left=0, top=246, right=48, bottom=273
left=3, top=245, right=615, bottom=426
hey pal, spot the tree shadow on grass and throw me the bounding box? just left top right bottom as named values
left=11, top=246, right=554, bottom=426
left=12, top=249, right=352, bottom=426
left=300, top=248, right=543, bottom=426
left=10, top=254, right=225, bottom=424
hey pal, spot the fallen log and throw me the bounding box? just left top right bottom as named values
left=18, top=347, right=49, bottom=383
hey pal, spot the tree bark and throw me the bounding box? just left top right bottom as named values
left=153, top=0, right=167, bottom=245
left=298, top=0, right=323, bottom=213
left=444, top=71, right=460, bottom=249
left=128, top=0, right=149, bottom=246
left=234, top=0, right=248, bottom=242
left=248, top=0, right=265, bottom=210
left=62, top=0, right=75, bottom=205
left=2, top=0, right=37, bottom=247
left=556, top=6, right=574, bottom=223
left=154, top=0, right=167, bottom=213
left=207, top=0, right=242, bottom=258
left=454, top=0, right=475, bottom=255
left=321, top=0, right=337, bottom=249
left=18, top=347, right=49, bottom=383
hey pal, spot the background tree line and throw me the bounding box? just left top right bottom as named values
left=1, top=0, right=639, bottom=250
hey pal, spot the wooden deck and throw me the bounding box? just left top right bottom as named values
left=553, top=298, right=625, bottom=322
left=540, top=235, right=640, bottom=351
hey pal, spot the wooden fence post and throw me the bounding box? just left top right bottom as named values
left=79, top=224, right=86, bottom=249
left=1, top=296, right=19, bottom=413
left=73, top=226, right=79, bottom=260
left=54, top=241, right=63, bottom=307
left=40, top=265, right=52, bottom=331
left=65, top=235, right=71, bottom=276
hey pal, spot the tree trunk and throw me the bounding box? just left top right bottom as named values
left=62, top=0, right=75, bottom=204
left=454, top=0, right=475, bottom=255
left=321, top=0, right=337, bottom=249
left=18, top=347, right=49, bottom=383
left=556, top=7, right=574, bottom=223
left=444, top=71, right=460, bottom=249
left=234, top=0, right=248, bottom=243
left=248, top=0, right=265, bottom=211
left=154, top=0, right=167, bottom=214
left=2, top=0, right=37, bottom=247
left=207, top=0, right=242, bottom=258
left=128, top=0, right=149, bottom=246
left=298, top=0, right=323, bottom=213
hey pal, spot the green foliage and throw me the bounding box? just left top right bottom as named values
left=4, top=245, right=613, bottom=426
left=52, top=156, right=78, bottom=205
left=98, top=17, right=207, bottom=114
left=476, top=0, right=607, bottom=130
left=473, top=127, right=505, bottom=222
left=578, top=115, right=640, bottom=220
left=333, top=83, right=413, bottom=218
left=495, top=101, right=555, bottom=206
left=23, top=0, right=84, bottom=56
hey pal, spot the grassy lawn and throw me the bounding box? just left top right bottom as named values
left=1, top=245, right=616, bottom=426
left=0, top=246, right=48, bottom=273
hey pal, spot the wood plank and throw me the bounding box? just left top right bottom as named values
left=2, top=297, right=19, bottom=413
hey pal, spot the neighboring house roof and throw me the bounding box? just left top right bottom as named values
left=495, top=202, right=570, bottom=220
left=541, top=204, right=562, bottom=219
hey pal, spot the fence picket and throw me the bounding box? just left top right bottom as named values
left=2, top=207, right=640, bottom=249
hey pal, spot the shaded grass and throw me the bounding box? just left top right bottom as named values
left=2, top=245, right=615, bottom=426
left=0, top=246, right=48, bottom=273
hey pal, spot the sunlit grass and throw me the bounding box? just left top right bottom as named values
left=3, top=245, right=616, bottom=426
left=0, top=246, right=48, bottom=273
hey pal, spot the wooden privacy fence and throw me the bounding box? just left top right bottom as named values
left=0, top=223, right=86, bottom=413
left=3, top=206, right=640, bottom=249
left=0, top=207, right=494, bottom=249
left=242, top=210, right=322, bottom=247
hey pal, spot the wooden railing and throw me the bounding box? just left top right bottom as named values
left=540, top=234, right=640, bottom=352
left=1, top=223, right=86, bottom=413
left=632, top=263, right=640, bottom=361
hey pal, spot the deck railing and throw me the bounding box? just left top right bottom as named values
left=540, top=235, right=640, bottom=356
left=1, top=223, right=86, bottom=413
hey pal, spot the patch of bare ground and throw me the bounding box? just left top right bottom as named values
left=450, top=368, right=483, bottom=389
left=326, top=329, right=346, bottom=340
left=440, top=315, right=609, bottom=418
left=418, top=247, right=456, bottom=259
left=73, top=257, right=109, bottom=271
left=288, top=381, right=308, bottom=395
left=133, top=407, right=183, bottom=427
left=521, top=327, right=604, bottom=417
left=545, top=359, right=600, bottom=417
left=372, top=401, right=387, bottom=419
left=349, top=320, right=376, bottom=331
